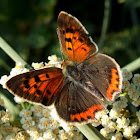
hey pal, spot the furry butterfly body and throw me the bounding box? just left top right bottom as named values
left=6, top=11, right=122, bottom=124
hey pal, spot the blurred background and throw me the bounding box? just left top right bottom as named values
left=0, top=0, right=140, bottom=76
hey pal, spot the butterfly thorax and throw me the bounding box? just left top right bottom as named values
left=62, top=60, right=105, bottom=101
left=62, top=60, right=82, bottom=81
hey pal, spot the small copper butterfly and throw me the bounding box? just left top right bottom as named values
left=6, top=11, right=122, bottom=124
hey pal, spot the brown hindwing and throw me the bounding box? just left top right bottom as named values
left=85, top=53, right=122, bottom=101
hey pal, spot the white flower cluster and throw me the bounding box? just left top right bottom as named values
left=0, top=96, right=26, bottom=140
left=91, top=69, right=140, bottom=139
left=18, top=105, right=82, bottom=140
left=0, top=55, right=82, bottom=140
left=0, top=55, right=140, bottom=140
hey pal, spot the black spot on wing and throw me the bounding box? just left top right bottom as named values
left=42, top=97, right=49, bottom=106
left=66, top=28, right=70, bottom=33
left=34, top=85, right=37, bottom=88
left=36, top=90, right=42, bottom=95
left=65, top=38, right=72, bottom=42
left=25, top=84, right=30, bottom=89
left=67, top=47, right=72, bottom=50
left=70, top=28, right=74, bottom=33
left=34, top=75, right=40, bottom=82
left=47, top=90, right=51, bottom=95
left=46, top=74, right=49, bottom=78
left=24, top=80, right=29, bottom=85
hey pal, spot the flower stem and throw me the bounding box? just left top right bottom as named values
left=122, top=57, right=140, bottom=72
left=0, top=37, right=27, bottom=65
left=0, top=37, right=31, bottom=69
left=77, top=124, right=106, bottom=140
left=21, top=103, right=26, bottom=109
left=0, top=92, right=19, bottom=121
left=98, top=0, right=111, bottom=48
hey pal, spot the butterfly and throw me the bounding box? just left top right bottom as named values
left=6, top=11, right=122, bottom=124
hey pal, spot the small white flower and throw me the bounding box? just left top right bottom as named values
left=112, top=97, right=128, bottom=111
left=0, top=75, right=9, bottom=89
left=5, top=133, right=15, bottom=140
left=133, top=74, right=140, bottom=86
left=1, top=110, right=11, bottom=123
left=95, top=110, right=108, bottom=120
left=132, top=98, right=140, bottom=107
left=37, top=137, right=45, bottom=140
left=68, top=131, right=83, bottom=140
left=59, top=130, right=69, bottom=140
left=58, top=119, right=74, bottom=132
left=120, top=96, right=128, bottom=103
left=42, top=108, right=51, bottom=118
left=111, top=132, right=123, bottom=140
left=31, top=105, right=43, bottom=117
left=106, top=121, right=116, bottom=132
left=49, top=120, right=59, bottom=130
left=113, top=100, right=122, bottom=110
left=130, top=92, right=139, bottom=101
left=130, top=136, right=138, bottom=140
left=48, top=55, right=60, bottom=63
left=0, top=123, right=13, bottom=136
left=91, top=119, right=101, bottom=127
left=14, top=96, right=24, bottom=103
left=101, top=115, right=110, bottom=126
left=100, top=127, right=109, bottom=138
left=110, top=96, right=128, bottom=113
left=122, top=80, right=130, bottom=90
left=119, top=96, right=128, bottom=108
left=32, top=62, right=45, bottom=69
left=20, top=117, right=35, bottom=130
left=109, top=108, right=120, bottom=119
left=19, top=109, right=32, bottom=117
left=122, top=69, right=133, bottom=81
left=10, top=62, right=29, bottom=77
left=123, top=126, right=133, bottom=139
left=43, top=129, right=56, bottom=139
left=116, top=117, right=130, bottom=129
left=47, top=55, right=61, bottom=68
left=50, top=107, right=60, bottom=121
left=26, top=127, right=41, bottom=139
left=136, top=86, right=140, bottom=93
left=38, top=117, right=50, bottom=130
left=136, top=110, right=140, bottom=122
left=131, top=122, right=139, bottom=133
left=126, top=83, right=136, bottom=93
left=15, top=131, right=26, bottom=140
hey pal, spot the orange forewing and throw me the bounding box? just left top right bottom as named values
left=57, top=11, right=98, bottom=62
left=6, top=67, right=64, bottom=106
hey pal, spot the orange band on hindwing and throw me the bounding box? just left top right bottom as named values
left=70, top=105, right=103, bottom=122
left=106, top=68, right=120, bottom=101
